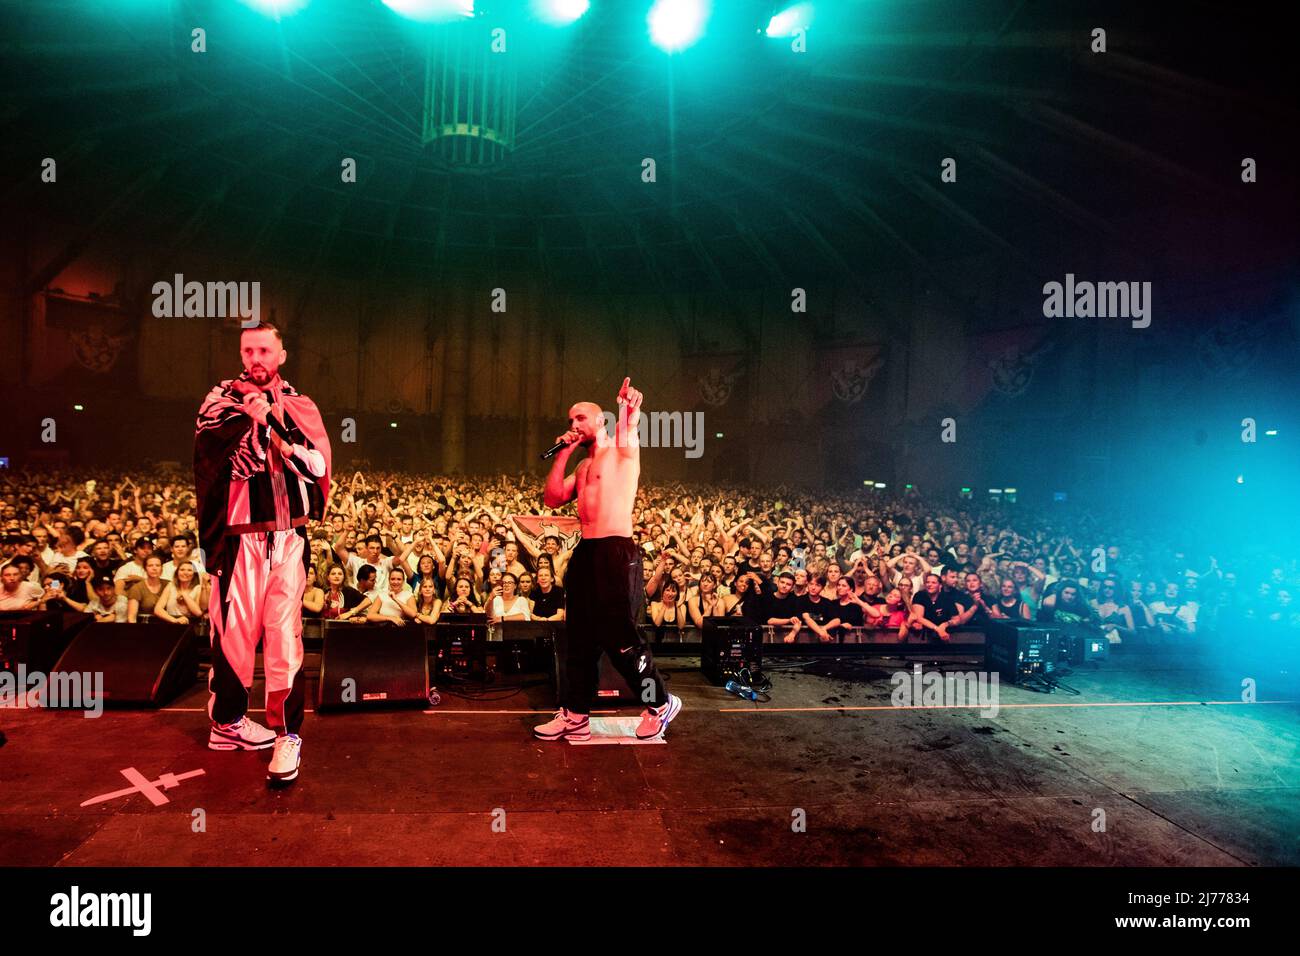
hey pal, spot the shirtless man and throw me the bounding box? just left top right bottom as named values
left=533, top=378, right=682, bottom=742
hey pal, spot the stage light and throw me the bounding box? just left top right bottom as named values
left=391, top=422, right=399, bottom=428
left=237, top=0, right=311, bottom=18
left=764, top=2, right=813, bottom=37
left=904, top=484, right=913, bottom=490
left=1236, top=474, right=1245, bottom=484
left=648, top=0, right=710, bottom=52
left=715, top=432, right=723, bottom=438
left=532, top=0, right=589, bottom=25
left=73, top=404, right=84, bottom=412
left=874, top=482, right=886, bottom=489
left=383, top=0, right=474, bottom=23
left=1004, top=487, right=1017, bottom=494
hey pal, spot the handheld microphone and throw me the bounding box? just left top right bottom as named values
left=540, top=438, right=574, bottom=460
left=240, top=386, right=293, bottom=443
left=263, top=391, right=294, bottom=443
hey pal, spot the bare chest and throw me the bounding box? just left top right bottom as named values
left=575, top=450, right=637, bottom=513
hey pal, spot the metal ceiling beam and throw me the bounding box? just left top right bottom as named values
left=691, top=136, right=829, bottom=203
left=581, top=168, right=690, bottom=347
left=788, top=99, right=1002, bottom=147
left=241, top=150, right=343, bottom=269
left=835, top=186, right=995, bottom=330
left=1080, top=52, right=1298, bottom=123
left=626, top=216, right=692, bottom=351
left=172, top=131, right=327, bottom=252
left=24, top=117, right=261, bottom=295
left=732, top=214, right=794, bottom=291
left=834, top=29, right=1097, bottom=50
left=896, top=170, right=1037, bottom=274
left=809, top=70, right=1074, bottom=106
left=1009, top=99, right=1227, bottom=198
left=0, top=96, right=218, bottom=147
left=677, top=215, right=757, bottom=350
left=784, top=207, right=874, bottom=297
left=574, top=214, right=630, bottom=347
left=689, top=142, right=920, bottom=342
left=962, top=142, right=1135, bottom=250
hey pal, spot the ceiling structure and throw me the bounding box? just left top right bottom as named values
left=2, top=0, right=1296, bottom=319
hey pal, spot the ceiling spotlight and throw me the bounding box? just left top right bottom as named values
left=382, top=0, right=474, bottom=23
left=532, top=0, right=589, bottom=25
left=765, top=2, right=814, bottom=38
left=238, top=0, right=312, bottom=18
left=649, top=0, right=710, bottom=52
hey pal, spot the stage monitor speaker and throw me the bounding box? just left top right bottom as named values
left=493, top=620, right=552, bottom=673
left=551, top=624, right=640, bottom=705
left=0, top=609, right=90, bottom=673
left=701, top=619, right=763, bottom=686
left=51, top=621, right=198, bottom=707
left=985, top=621, right=1062, bottom=685
left=434, top=615, right=489, bottom=680
left=317, top=624, right=430, bottom=710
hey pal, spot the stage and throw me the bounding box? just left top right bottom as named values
left=3, top=650, right=1296, bottom=867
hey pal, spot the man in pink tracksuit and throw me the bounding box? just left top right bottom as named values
left=194, top=322, right=330, bottom=786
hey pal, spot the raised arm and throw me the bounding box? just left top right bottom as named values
left=332, top=532, right=351, bottom=565
left=615, top=377, right=642, bottom=460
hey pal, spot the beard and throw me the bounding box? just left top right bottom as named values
left=247, top=365, right=272, bottom=384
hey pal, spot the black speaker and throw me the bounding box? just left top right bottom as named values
left=316, top=623, right=430, bottom=709
left=51, top=621, right=199, bottom=707
left=701, top=619, right=763, bottom=685
left=985, top=621, right=1062, bottom=684
left=0, top=610, right=90, bottom=673
left=551, top=624, right=640, bottom=705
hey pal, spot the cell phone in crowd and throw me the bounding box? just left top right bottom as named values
left=50, top=580, right=62, bottom=591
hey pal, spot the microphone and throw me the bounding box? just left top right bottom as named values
left=241, top=386, right=293, bottom=444
left=540, top=438, right=574, bottom=460
left=263, top=391, right=294, bottom=443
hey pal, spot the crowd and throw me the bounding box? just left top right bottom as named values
left=2, top=467, right=1296, bottom=644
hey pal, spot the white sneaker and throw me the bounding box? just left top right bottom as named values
left=533, top=708, right=591, bottom=741
left=636, top=694, right=682, bottom=740
left=267, top=734, right=302, bottom=784
left=208, top=716, right=276, bottom=751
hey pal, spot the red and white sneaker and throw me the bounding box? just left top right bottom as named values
left=208, top=716, right=276, bottom=751
left=267, top=734, right=302, bottom=785
left=533, top=708, right=591, bottom=741
left=635, top=694, right=682, bottom=740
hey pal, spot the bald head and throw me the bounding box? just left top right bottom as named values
left=568, top=402, right=606, bottom=445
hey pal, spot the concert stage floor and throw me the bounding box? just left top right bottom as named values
left=3, top=651, right=1297, bottom=867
